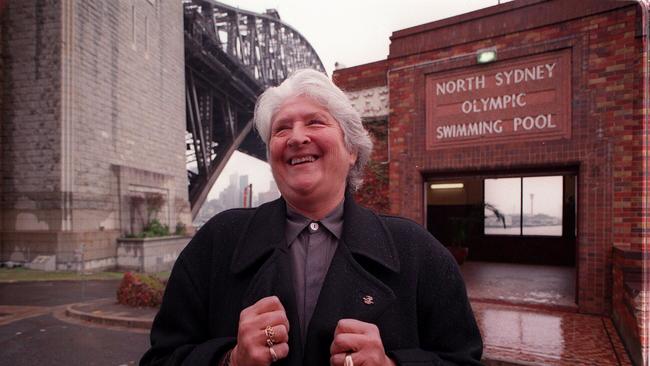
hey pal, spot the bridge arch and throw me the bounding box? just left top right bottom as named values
left=183, top=0, right=326, bottom=218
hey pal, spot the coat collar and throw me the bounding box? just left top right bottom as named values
left=340, top=194, right=400, bottom=273
left=230, top=194, right=400, bottom=274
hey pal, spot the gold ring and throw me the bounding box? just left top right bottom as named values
left=345, top=353, right=354, bottom=366
left=269, top=346, right=278, bottom=362
left=264, top=325, right=276, bottom=345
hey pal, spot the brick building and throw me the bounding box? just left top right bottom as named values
left=1, top=1, right=190, bottom=270
left=335, top=0, right=648, bottom=364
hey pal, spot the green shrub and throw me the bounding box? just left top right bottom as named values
left=116, top=272, right=166, bottom=307
left=142, top=219, right=170, bottom=237
left=175, top=222, right=187, bottom=236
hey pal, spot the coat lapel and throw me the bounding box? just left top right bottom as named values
left=229, top=196, right=402, bottom=366
left=230, top=198, right=305, bottom=365
left=303, top=197, right=400, bottom=365
left=241, top=248, right=304, bottom=366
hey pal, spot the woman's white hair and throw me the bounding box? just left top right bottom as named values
left=253, top=68, right=373, bottom=191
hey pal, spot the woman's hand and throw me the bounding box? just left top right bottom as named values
left=329, top=319, right=396, bottom=366
left=231, top=296, right=290, bottom=366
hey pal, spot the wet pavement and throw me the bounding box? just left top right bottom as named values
left=0, top=280, right=124, bottom=306
left=475, top=301, right=632, bottom=365
left=0, top=269, right=636, bottom=365
left=461, top=261, right=576, bottom=310
left=462, top=261, right=632, bottom=365
left=0, top=312, right=148, bottom=365
left=0, top=280, right=149, bottom=366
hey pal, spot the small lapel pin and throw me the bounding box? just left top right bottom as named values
left=362, top=295, right=374, bottom=305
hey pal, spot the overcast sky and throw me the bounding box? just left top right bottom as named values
left=229, top=0, right=507, bottom=75
left=207, top=0, right=508, bottom=200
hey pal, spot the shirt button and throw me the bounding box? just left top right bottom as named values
left=309, top=222, right=319, bottom=232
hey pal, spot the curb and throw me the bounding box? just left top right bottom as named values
left=64, top=299, right=153, bottom=330
left=470, top=297, right=578, bottom=313
left=482, top=357, right=541, bottom=366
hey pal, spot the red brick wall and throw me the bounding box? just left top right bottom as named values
left=612, top=247, right=645, bottom=366
left=334, top=61, right=391, bottom=213
left=353, top=118, right=389, bottom=213
left=336, top=0, right=646, bottom=319
left=390, top=2, right=642, bottom=316
left=333, top=60, right=387, bottom=91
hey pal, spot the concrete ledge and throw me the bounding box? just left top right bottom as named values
left=117, top=235, right=190, bottom=273
left=483, top=357, right=540, bottom=366
left=470, top=296, right=578, bottom=313
left=65, top=299, right=154, bottom=330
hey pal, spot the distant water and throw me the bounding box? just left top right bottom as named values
left=485, top=225, right=562, bottom=236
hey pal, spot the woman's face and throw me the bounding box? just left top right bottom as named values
left=269, top=95, right=357, bottom=208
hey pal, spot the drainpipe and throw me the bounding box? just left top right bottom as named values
left=637, top=1, right=650, bottom=365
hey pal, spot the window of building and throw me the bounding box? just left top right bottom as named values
left=484, top=175, right=563, bottom=237
left=425, top=171, right=576, bottom=264
left=484, top=177, right=521, bottom=235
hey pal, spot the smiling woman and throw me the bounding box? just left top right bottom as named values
left=254, top=70, right=373, bottom=193
left=141, top=69, right=483, bottom=366
left=267, top=95, right=358, bottom=219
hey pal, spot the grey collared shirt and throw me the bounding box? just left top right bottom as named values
left=285, top=201, right=344, bottom=343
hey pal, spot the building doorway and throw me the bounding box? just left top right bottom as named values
left=426, top=171, right=576, bottom=265
left=425, top=170, right=577, bottom=306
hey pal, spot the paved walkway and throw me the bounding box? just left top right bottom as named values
left=461, top=261, right=632, bottom=365
left=0, top=280, right=148, bottom=365
left=475, top=301, right=632, bottom=365
left=54, top=298, right=633, bottom=365
left=0, top=269, right=635, bottom=365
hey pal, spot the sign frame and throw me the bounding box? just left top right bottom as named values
left=425, top=49, right=572, bottom=150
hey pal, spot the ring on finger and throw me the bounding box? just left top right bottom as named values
left=264, top=325, right=276, bottom=345
left=269, top=345, right=279, bottom=363
left=344, top=353, right=354, bottom=366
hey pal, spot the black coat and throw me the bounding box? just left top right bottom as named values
left=141, top=197, right=483, bottom=365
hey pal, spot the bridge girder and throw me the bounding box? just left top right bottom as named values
left=183, top=0, right=325, bottom=218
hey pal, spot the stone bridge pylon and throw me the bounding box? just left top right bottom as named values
left=0, top=0, right=324, bottom=270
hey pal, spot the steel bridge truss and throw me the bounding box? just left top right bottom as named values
left=183, top=0, right=325, bottom=218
